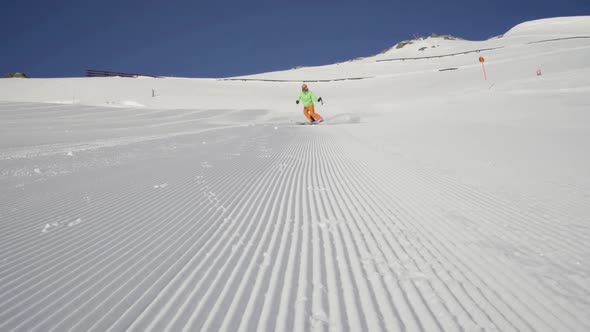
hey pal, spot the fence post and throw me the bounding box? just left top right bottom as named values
left=479, top=56, right=487, bottom=80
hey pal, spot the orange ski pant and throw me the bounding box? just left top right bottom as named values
left=303, top=105, right=322, bottom=122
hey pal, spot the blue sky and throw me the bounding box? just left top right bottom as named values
left=2, top=0, right=588, bottom=78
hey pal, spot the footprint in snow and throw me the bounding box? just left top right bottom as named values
left=68, top=218, right=83, bottom=227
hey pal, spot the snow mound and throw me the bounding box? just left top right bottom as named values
left=103, top=100, right=147, bottom=108
left=504, top=16, right=590, bottom=37
left=44, top=100, right=80, bottom=105
left=120, top=100, right=146, bottom=108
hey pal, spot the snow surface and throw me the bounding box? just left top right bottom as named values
left=1, top=16, right=589, bottom=331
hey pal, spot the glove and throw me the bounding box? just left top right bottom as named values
left=296, top=100, right=299, bottom=104
left=317, top=97, right=323, bottom=102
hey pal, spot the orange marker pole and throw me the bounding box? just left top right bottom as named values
left=479, top=56, right=487, bottom=80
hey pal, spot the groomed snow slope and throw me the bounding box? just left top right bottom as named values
left=1, top=16, right=589, bottom=331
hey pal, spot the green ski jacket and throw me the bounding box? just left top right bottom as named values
left=297, top=91, right=319, bottom=107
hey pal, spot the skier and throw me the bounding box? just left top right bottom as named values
left=296, top=83, right=324, bottom=124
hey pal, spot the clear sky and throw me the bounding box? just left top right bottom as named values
left=2, top=0, right=588, bottom=78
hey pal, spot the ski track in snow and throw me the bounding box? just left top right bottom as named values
left=0, top=101, right=589, bottom=331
